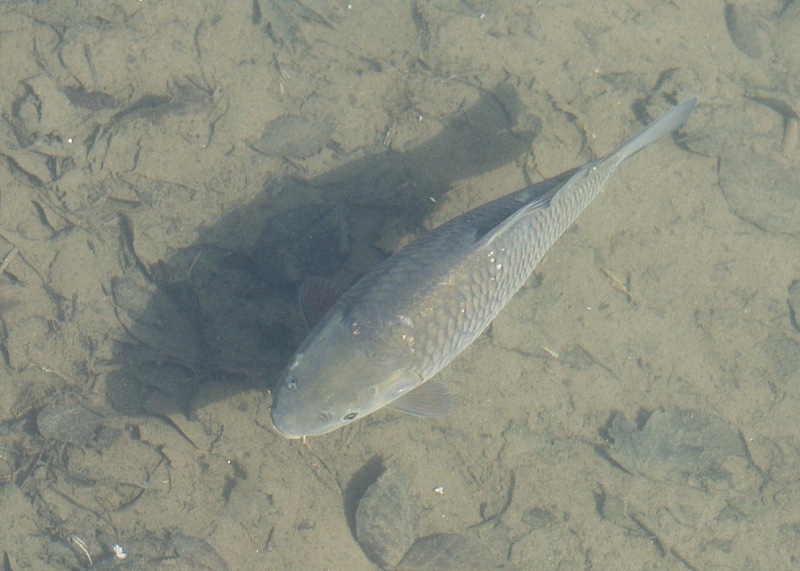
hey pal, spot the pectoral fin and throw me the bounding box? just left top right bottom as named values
left=299, top=277, right=343, bottom=329
left=387, top=380, right=454, bottom=417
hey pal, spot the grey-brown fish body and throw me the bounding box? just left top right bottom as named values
left=271, top=99, right=696, bottom=438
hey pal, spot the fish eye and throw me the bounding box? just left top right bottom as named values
left=343, top=411, right=358, bottom=421
left=285, top=376, right=298, bottom=391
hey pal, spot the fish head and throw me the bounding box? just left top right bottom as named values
left=271, top=311, right=420, bottom=438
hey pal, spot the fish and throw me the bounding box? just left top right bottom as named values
left=270, top=98, right=697, bottom=438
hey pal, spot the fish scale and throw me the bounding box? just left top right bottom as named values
left=340, top=167, right=581, bottom=377
left=271, top=98, right=697, bottom=438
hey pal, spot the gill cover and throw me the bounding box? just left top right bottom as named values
left=271, top=307, right=427, bottom=438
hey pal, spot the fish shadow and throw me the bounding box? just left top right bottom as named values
left=104, top=79, right=541, bottom=422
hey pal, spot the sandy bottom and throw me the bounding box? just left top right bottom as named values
left=0, top=0, right=798, bottom=569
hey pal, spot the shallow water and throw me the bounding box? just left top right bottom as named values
left=0, top=1, right=798, bottom=569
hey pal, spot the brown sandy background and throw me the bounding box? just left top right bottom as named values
left=0, top=0, right=798, bottom=569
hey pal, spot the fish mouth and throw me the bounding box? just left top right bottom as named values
left=272, top=424, right=305, bottom=440
left=270, top=406, right=318, bottom=439
left=270, top=411, right=302, bottom=439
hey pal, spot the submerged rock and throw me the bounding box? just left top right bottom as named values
left=355, top=465, right=416, bottom=567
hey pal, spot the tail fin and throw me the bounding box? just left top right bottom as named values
left=611, top=98, right=697, bottom=163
